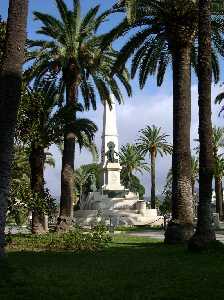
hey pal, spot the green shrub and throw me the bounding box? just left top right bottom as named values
left=6, top=226, right=112, bottom=252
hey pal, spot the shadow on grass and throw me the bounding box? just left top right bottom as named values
left=2, top=237, right=224, bottom=300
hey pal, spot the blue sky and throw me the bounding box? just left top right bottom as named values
left=1, top=0, right=224, bottom=198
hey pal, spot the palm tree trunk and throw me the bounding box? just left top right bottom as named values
left=29, top=144, right=46, bottom=234
left=57, top=81, right=76, bottom=231
left=189, top=0, right=216, bottom=250
left=192, top=180, right=195, bottom=198
left=0, top=0, right=28, bottom=257
left=221, top=182, right=224, bottom=219
left=215, top=176, right=223, bottom=219
left=150, top=151, right=156, bottom=209
left=165, top=44, right=193, bottom=244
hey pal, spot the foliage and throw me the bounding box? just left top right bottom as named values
left=17, top=76, right=98, bottom=175
left=26, top=189, right=57, bottom=216
left=0, top=16, right=6, bottom=63
left=191, top=156, right=199, bottom=188
left=7, top=144, right=57, bottom=224
left=195, top=126, right=224, bottom=158
left=137, top=125, right=172, bottom=157
left=6, top=226, right=111, bottom=252
left=26, top=0, right=132, bottom=108
left=121, top=172, right=145, bottom=199
left=74, top=163, right=101, bottom=197
left=106, top=0, right=224, bottom=88
left=7, top=145, right=30, bottom=225
left=212, top=127, right=224, bottom=157
left=17, top=78, right=63, bottom=147
left=161, top=168, right=172, bottom=215
left=119, top=143, right=149, bottom=189
left=74, top=166, right=92, bottom=199
left=214, top=156, right=224, bottom=178
left=159, top=197, right=172, bottom=216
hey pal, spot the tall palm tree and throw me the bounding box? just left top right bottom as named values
left=137, top=125, right=172, bottom=209
left=105, top=0, right=224, bottom=243
left=195, top=126, right=224, bottom=217
left=189, top=0, right=216, bottom=250
left=119, top=143, right=149, bottom=189
left=27, top=0, right=131, bottom=229
left=0, top=0, right=28, bottom=257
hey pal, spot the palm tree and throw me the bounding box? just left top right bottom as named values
left=214, top=156, right=224, bottom=219
left=119, top=143, right=149, bottom=190
left=137, top=125, right=172, bottom=209
left=189, top=0, right=216, bottom=250
left=74, top=167, right=91, bottom=203
left=0, top=0, right=28, bottom=257
left=195, top=127, right=224, bottom=217
left=105, top=0, right=224, bottom=243
left=27, top=0, right=131, bottom=230
left=212, top=127, right=224, bottom=219
left=212, top=127, right=224, bottom=158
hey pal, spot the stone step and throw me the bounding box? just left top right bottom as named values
left=73, top=209, right=164, bottom=226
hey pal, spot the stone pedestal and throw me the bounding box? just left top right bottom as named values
left=102, top=162, right=125, bottom=191
left=136, top=200, right=147, bottom=215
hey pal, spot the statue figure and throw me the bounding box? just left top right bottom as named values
left=105, top=141, right=118, bottom=163
left=90, top=173, right=97, bottom=192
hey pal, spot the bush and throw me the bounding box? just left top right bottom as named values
left=6, top=226, right=112, bottom=252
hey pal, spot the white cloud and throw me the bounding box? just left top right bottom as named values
left=45, top=84, right=224, bottom=199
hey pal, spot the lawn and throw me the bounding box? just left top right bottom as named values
left=1, top=235, right=224, bottom=300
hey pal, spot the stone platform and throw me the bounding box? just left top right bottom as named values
left=73, top=208, right=163, bottom=227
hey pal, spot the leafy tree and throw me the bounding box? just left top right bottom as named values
left=121, top=172, right=145, bottom=199
left=27, top=0, right=132, bottom=230
left=105, top=0, right=224, bottom=244
left=8, top=144, right=57, bottom=227
left=137, top=125, right=172, bottom=209
left=17, top=78, right=62, bottom=234
left=18, top=77, right=97, bottom=233
left=119, top=143, right=149, bottom=190
left=0, top=0, right=28, bottom=257
left=7, top=144, right=30, bottom=226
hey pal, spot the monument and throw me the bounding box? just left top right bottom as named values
left=74, top=96, right=163, bottom=227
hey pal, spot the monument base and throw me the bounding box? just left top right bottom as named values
left=76, top=191, right=163, bottom=227
left=73, top=209, right=163, bottom=227
left=102, top=162, right=125, bottom=191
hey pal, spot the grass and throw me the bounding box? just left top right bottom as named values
left=1, top=235, right=224, bottom=300
left=115, top=225, right=163, bottom=232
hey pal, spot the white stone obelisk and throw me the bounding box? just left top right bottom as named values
left=101, top=95, right=124, bottom=191
left=101, top=95, right=119, bottom=165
